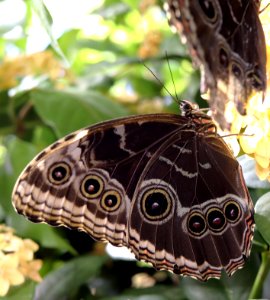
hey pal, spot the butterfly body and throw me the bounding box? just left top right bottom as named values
left=12, top=102, right=254, bottom=281
left=166, top=0, right=266, bottom=128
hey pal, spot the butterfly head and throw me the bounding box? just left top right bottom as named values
left=179, top=100, right=197, bottom=116
left=180, top=100, right=214, bottom=130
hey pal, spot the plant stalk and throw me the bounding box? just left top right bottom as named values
left=249, top=251, right=270, bottom=299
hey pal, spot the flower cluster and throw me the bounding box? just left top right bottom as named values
left=239, top=96, right=270, bottom=181
left=138, top=30, right=162, bottom=59
left=139, top=0, right=157, bottom=13
left=0, top=224, right=42, bottom=296
left=224, top=97, right=270, bottom=181
left=0, top=51, right=70, bottom=90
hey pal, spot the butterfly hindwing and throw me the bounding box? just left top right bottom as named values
left=127, top=127, right=253, bottom=280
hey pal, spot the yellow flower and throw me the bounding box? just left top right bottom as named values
left=19, top=259, right=43, bottom=283
left=17, top=239, right=39, bottom=261
left=0, top=252, right=25, bottom=297
left=230, top=94, right=270, bottom=181
left=139, top=0, right=157, bottom=13
left=138, top=30, right=162, bottom=59
left=132, top=272, right=156, bottom=288
left=0, top=51, right=71, bottom=90
left=222, top=94, right=270, bottom=181
left=0, top=225, right=42, bottom=296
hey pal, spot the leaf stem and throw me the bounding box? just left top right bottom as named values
left=252, top=240, right=269, bottom=251
left=249, top=251, right=270, bottom=299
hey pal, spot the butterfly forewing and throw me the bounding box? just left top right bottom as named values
left=12, top=109, right=254, bottom=281
left=12, top=115, right=184, bottom=247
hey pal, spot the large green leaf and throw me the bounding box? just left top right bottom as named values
left=0, top=136, right=37, bottom=213
left=30, top=88, right=129, bottom=137
left=255, top=192, right=270, bottom=245
left=2, top=281, right=36, bottom=300
left=102, top=285, right=186, bottom=300
left=34, top=255, right=108, bottom=300
left=181, top=251, right=259, bottom=300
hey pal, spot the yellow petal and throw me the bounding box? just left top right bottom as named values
left=0, top=253, right=19, bottom=269
left=0, top=277, right=10, bottom=297
left=1, top=235, right=23, bottom=253
left=17, top=247, right=34, bottom=262
left=0, top=225, right=14, bottom=234
left=255, top=137, right=270, bottom=168
left=19, top=259, right=43, bottom=282
left=6, top=269, right=25, bottom=286
left=23, top=239, right=39, bottom=252
left=256, top=163, right=270, bottom=181
left=240, top=127, right=261, bottom=154
left=17, top=239, right=39, bottom=262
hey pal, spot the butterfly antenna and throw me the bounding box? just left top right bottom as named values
left=142, top=59, right=178, bottom=103
left=165, top=52, right=181, bottom=105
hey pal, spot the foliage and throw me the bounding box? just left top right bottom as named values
left=0, top=0, right=270, bottom=299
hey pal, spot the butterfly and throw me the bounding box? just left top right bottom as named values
left=12, top=100, right=254, bottom=281
left=165, top=0, right=267, bottom=129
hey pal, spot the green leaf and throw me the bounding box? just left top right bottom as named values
left=253, top=229, right=269, bottom=252
left=108, top=285, right=187, bottom=300
left=255, top=192, right=270, bottom=244
left=30, top=88, right=129, bottom=137
left=31, top=125, right=56, bottom=150
left=30, top=0, right=68, bottom=65
left=182, top=252, right=259, bottom=300
left=34, top=255, right=108, bottom=300
left=7, top=136, right=37, bottom=174
left=2, top=280, right=36, bottom=300
left=103, top=285, right=186, bottom=300
left=0, top=136, right=37, bottom=213
left=220, top=252, right=260, bottom=300
left=9, top=215, right=77, bottom=255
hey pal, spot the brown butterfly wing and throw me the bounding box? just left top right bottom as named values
left=166, top=0, right=266, bottom=128
left=12, top=114, right=183, bottom=247
left=12, top=113, right=254, bottom=280
left=128, top=128, right=254, bottom=280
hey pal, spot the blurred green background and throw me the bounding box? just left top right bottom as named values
left=1, top=0, right=270, bottom=299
